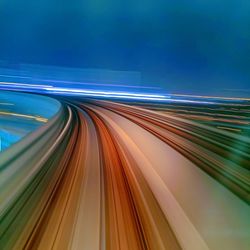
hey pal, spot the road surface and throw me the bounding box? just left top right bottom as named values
left=0, top=93, right=249, bottom=250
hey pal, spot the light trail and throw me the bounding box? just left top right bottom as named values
left=0, top=103, right=14, bottom=106
left=0, top=111, right=48, bottom=122
left=0, top=82, right=53, bottom=88
left=171, top=93, right=250, bottom=101
left=34, top=78, right=162, bottom=89
left=46, top=88, right=216, bottom=104
left=44, top=86, right=167, bottom=98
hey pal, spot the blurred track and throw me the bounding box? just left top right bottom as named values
left=0, top=96, right=250, bottom=250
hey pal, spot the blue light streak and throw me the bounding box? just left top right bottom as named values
left=0, top=81, right=216, bottom=104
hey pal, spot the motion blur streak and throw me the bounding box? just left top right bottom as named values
left=0, top=94, right=250, bottom=250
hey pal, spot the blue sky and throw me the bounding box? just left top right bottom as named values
left=0, top=1, right=249, bottom=95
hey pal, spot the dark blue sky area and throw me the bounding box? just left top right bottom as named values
left=0, top=1, right=249, bottom=95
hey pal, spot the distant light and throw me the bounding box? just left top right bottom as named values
left=46, top=87, right=215, bottom=103
left=0, top=81, right=220, bottom=104
left=44, top=87, right=166, bottom=98
left=0, top=81, right=53, bottom=88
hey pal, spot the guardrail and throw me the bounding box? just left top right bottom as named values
left=0, top=92, right=73, bottom=248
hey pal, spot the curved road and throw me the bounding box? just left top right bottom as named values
left=1, top=96, right=250, bottom=250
